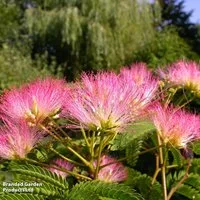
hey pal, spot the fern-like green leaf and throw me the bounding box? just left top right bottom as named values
left=8, top=163, right=68, bottom=199
left=167, top=172, right=200, bottom=199
left=10, top=163, right=68, bottom=190
left=176, top=184, right=200, bottom=199
left=192, top=141, right=200, bottom=155
left=0, top=180, right=64, bottom=198
left=0, top=193, right=46, bottom=200
left=126, top=138, right=143, bottom=167
left=125, top=168, right=163, bottom=200
left=169, top=147, right=183, bottom=167
left=111, top=120, right=155, bottom=151
left=33, top=181, right=66, bottom=197
left=184, top=173, right=200, bottom=191
left=167, top=170, right=186, bottom=190
left=34, top=148, right=50, bottom=162
left=68, top=180, right=144, bottom=200
left=190, top=158, right=200, bottom=175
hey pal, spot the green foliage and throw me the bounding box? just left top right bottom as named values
left=192, top=141, right=200, bottom=155
left=167, top=169, right=200, bottom=199
left=125, top=139, right=143, bottom=168
left=1, top=0, right=199, bottom=84
left=24, top=0, right=160, bottom=79
left=10, top=163, right=68, bottom=189
left=0, top=45, right=56, bottom=90
left=176, top=184, right=200, bottom=200
left=175, top=174, right=200, bottom=199
left=0, top=2, right=20, bottom=42
left=110, top=120, right=155, bottom=168
left=110, top=120, right=155, bottom=151
left=34, top=148, right=51, bottom=162
left=8, top=163, right=68, bottom=199
left=160, top=0, right=192, bottom=29
left=125, top=168, right=163, bottom=200
left=132, top=28, right=199, bottom=68
left=190, top=158, right=200, bottom=175
left=68, top=180, right=144, bottom=200
left=169, top=147, right=183, bottom=167
left=0, top=193, right=46, bottom=200
left=159, top=0, right=200, bottom=55
left=166, top=169, right=185, bottom=189
left=184, top=174, right=200, bottom=191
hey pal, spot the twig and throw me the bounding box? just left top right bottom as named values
left=24, top=158, right=91, bottom=180
left=157, top=133, right=168, bottom=200
left=167, top=159, right=191, bottom=200
left=50, top=147, right=85, bottom=166
left=94, top=135, right=104, bottom=179
left=151, top=154, right=160, bottom=184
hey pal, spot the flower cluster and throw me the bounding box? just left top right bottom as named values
left=63, top=72, right=134, bottom=133
left=120, top=63, right=158, bottom=116
left=48, top=158, right=74, bottom=178
left=0, top=78, right=67, bottom=126
left=63, top=65, right=157, bottom=134
left=150, top=103, right=200, bottom=148
left=93, top=155, right=127, bottom=183
left=159, top=61, right=200, bottom=96
left=0, top=78, right=67, bottom=160
left=0, top=121, right=42, bottom=159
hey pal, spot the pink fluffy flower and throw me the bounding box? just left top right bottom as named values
left=159, top=61, right=200, bottom=96
left=0, top=78, right=67, bottom=126
left=93, top=155, right=127, bottom=183
left=64, top=70, right=157, bottom=133
left=150, top=104, right=200, bottom=148
left=120, top=63, right=158, bottom=115
left=48, top=158, right=74, bottom=178
left=0, top=121, right=43, bottom=160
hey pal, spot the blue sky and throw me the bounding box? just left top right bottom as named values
left=148, top=0, right=200, bottom=23
left=184, top=0, right=200, bottom=23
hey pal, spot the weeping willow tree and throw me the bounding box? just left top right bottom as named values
left=0, top=1, right=57, bottom=90
left=24, top=0, right=161, bottom=80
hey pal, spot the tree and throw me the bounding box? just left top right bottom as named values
left=132, top=28, right=198, bottom=68
left=0, top=44, right=56, bottom=90
left=23, top=0, right=160, bottom=80
left=0, top=0, right=199, bottom=86
left=157, top=0, right=200, bottom=55
left=0, top=1, right=58, bottom=90
left=0, top=2, right=21, bottom=45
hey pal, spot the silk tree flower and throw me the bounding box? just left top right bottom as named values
left=159, top=61, right=200, bottom=96
left=93, top=155, right=127, bottom=183
left=150, top=103, right=200, bottom=148
left=48, top=158, right=74, bottom=178
left=63, top=72, right=148, bottom=134
left=0, top=121, right=43, bottom=160
left=119, top=63, right=158, bottom=115
left=0, top=78, right=67, bottom=126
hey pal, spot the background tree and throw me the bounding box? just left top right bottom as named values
left=132, top=28, right=198, bottom=68
left=158, top=0, right=200, bottom=55
left=24, top=0, right=160, bottom=80
left=0, top=1, right=56, bottom=90
left=0, top=0, right=199, bottom=87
